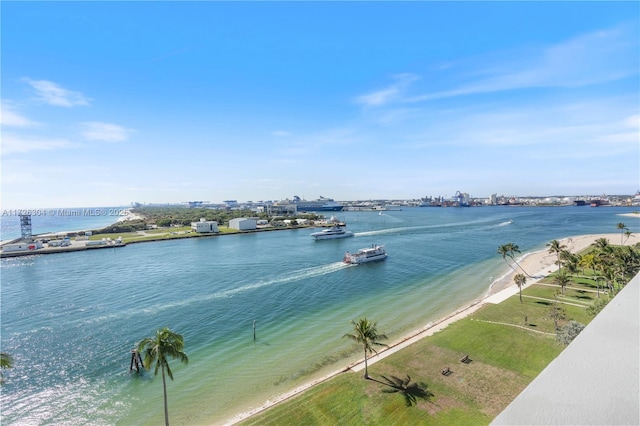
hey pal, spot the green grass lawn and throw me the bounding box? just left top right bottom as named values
left=239, top=284, right=580, bottom=425
left=85, top=225, right=301, bottom=243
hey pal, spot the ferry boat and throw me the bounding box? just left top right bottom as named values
left=310, top=226, right=354, bottom=240
left=343, top=244, right=387, bottom=264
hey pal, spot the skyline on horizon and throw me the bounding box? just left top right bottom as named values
left=1, top=2, right=639, bottom=209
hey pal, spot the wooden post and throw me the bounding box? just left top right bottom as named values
left=253, top=320, right=256, bottom=341
left=130, top=349, right=143, bottom=373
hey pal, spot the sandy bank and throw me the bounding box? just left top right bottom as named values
left=618, top=212, right=640, bottom=218
left=226, top=232, right=636, bottom=425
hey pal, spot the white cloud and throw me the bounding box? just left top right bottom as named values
left=1, top=102, right=38, bottom=127
left=624, top=114, right=640, bottom=128
left=24, top=78, right=91, bottom=107
left=80, top=122, right=133, bottom=142
left=272, top=130, right=291, bottom=137
left=355, top=73, right=419, bottom=107
left=1, top=133, right=75, bottom=155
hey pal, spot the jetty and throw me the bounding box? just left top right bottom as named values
left=0, top=238, right=126, bottom=258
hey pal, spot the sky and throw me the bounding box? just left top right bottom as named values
left=1, top=1, right=639, bottom=209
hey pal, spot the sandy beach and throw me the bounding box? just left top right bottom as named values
left=227, top=232, right=637, bottom=425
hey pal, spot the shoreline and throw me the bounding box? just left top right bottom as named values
left=0, top=211, right=142, bottom=247
left=225, top=232, right=637, bottom=425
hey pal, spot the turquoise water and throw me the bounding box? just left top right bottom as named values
left=1, top=206, right=638, bottom=425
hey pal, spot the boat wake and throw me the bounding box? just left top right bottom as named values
left=71, top=263, right=351, bottom=327
left=497, top=220, right=514, bottom=227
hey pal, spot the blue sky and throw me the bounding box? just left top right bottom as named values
left=1, top=2, right=639, bottom=209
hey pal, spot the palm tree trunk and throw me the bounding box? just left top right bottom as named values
left=515, top=261, right=532, bottom=278
left=363, top=347, right=369, bottom=379
left=162, top=365, right=169, bottom=426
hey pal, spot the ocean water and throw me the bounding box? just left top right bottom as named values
left=1, top=207, right=128, bottom=241
left=1, top=206, right=638, bottom=425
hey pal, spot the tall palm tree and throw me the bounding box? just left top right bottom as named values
left=561, top=250, right=580, bottom=277
left=343, top=318, right=388, bottom=379
left=138, top=327, right=188, bottom=426
left=498, top=243, right=531, bottom=277
left=546, top=239, right=566, bottom=274
left=498, top=244, right=516, bottom=272
left=616, top=222, right=626, bottom=245
left=514, top=273, right=527, bottom=303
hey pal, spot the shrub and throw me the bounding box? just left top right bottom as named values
left=556, top=320, right=585, bottom=345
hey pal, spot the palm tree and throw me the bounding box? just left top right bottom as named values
left=617, top=222, right=626, bottom=245
left=343, top=318, right=388, bottom=379
left=497, top=243, right=531, bottom=277
left=593, top=237, right=610, bottom=251
left=560, top=250, right=579, bottom=276
left=514, top=273, right=527, bottom=303
left=0, top=352, right=12, bottom=369
left=137, top=327, right=188, bottom=426
left=0, top=352, right=13, bottom=384
left=546, top=239, right=566, bottom=274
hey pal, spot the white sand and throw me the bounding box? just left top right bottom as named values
left=226, top=233, right=636, bottom=425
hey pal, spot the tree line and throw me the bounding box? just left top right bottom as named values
left=499, top=222, right=639, bottom=343
left=89, top=206, right=324, bottom=234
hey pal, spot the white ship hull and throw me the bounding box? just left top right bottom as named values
left=310, top=226, right=354, bottom=240
left=343, top=245, right=387, bottom=264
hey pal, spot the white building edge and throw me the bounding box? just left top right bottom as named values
left=191, top=218, right=219, bottom=233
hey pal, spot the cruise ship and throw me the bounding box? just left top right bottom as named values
left=291, top=196, right=344, bottom=212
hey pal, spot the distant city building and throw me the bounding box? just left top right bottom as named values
left=187, top=201, right=208, bottom=208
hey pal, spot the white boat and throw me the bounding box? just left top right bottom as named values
left=310, top=226, right=354, bottom=240
left=343, top=244, right=387, bottom=264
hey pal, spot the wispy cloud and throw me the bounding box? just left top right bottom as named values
left=80, top=122, right=133, bottom=142
left=357, top=23, right=639, bottom=106
left=272, top=130, right=291, bottom=137
left=0, top=102, right=39, bottom=127
left=624, top=114, right=640, bottom=129
left=1, top=133, right=75, bottom=155
left=355, top=73, right=419, bottom=106
left=408, top=23, right=639, bottom=102
left=24, top=78, right=91, bottom=107
left=401, top=97, right=638, bottom=162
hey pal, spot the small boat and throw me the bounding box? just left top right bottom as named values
left=310, top=225, right=354, bottom=240
left=343, top=244, right=387, bottom=264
